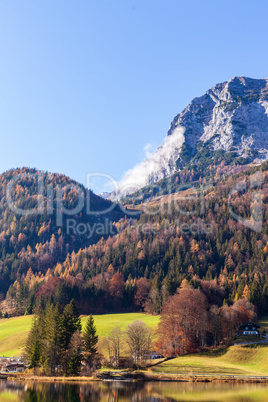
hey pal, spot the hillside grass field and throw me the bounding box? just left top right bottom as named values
left=0, top=313, right=160, bottom=357
left=147, top=316, right=268, bottom=377
left=151, top=344, right=268, bottom=376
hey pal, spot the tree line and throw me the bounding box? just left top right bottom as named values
left=25, top=300, right=99, bottom=375
left=25, top=281, right=258, bottom=376
left=25, top=300, right=154, bottom=375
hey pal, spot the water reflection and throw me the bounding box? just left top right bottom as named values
left=0, top=380, right=268, bottom=401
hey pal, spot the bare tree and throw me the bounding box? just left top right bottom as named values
left=124, top=320, right=153, bottom=365
left=102, top=327, right=123, bottom=367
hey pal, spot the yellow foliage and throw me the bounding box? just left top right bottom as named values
left=242, top=284, right=250, bottom=299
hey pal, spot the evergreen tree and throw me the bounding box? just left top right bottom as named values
left=83, top=315, right=99, bottom=373
left=42, top=304, right=63, bottom=375
left=61, top=299, right=81, bottom=350
left=25, top=316, right=42, bottom=374
left=67, top=331, right=83, bottom=376
left=262, top=282, right=268, bottom=314
left=249, top=280, right=262, bottom=314
left=83, top=315, right=98, bottom=354
left=25, top=301, right=85, bottom=376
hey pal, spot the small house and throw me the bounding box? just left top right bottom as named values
left=238, top=322, right=260, bottom=336
left=149, top=352, right=164, bottom=359
left=6, top=363, right=25, bottom=373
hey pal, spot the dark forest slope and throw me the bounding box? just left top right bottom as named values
left=0, top=167, right=128, bottom=294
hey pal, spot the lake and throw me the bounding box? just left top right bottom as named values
left=1, top=380, right=268, bottom=401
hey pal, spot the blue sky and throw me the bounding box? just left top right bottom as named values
left=1, top=0, right=268, bottom=193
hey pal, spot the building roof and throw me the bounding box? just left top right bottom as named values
left=239, top=322, right=260, bottom=329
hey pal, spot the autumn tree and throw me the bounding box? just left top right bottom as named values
left=133, top=278, right=151, bottom=310
left=109, top=272, right=125, bottom=309
left=157, top=288, right=208, bottom=356
left=145, top=276, right=162, bottom=314
left=124, top=320, right=153, bottom=366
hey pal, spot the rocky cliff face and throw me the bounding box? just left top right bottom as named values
left=115, top=77, right=268, bottom=198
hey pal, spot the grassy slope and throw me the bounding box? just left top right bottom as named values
left=150, top=316, right=268, bottom=377
left=0, top=315, right=33, bottom=357
left=0, top=313, right=160, bottom=357
left=81, top=313, right=159, bottom=337
left=151, top=344, right=268, bottom=376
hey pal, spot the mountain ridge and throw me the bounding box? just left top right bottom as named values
left=113, top=76, right=268, bottom=199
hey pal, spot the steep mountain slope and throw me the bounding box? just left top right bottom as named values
left=116, top=76, right=268, bottom=198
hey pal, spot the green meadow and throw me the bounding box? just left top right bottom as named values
left=0, top=313, right=160, bottom=357
left=81, top=312, right=159, bottom=337
left=151, top=344, right=268, bottom=376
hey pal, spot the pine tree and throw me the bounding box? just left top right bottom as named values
left=82, top=315, right=99, bottom=373
left=42, top=304, right=63, bottom=375
left=83, top=315, right=98, bottom=354
left=66, top=331, right=83, bottom=376
left=61, top=299, right=81, bottom=350
left=262, top=282, right=268, bottom=314
left=249, top=280, right=262, bottom=313
left=25, top=316, right=42, bottom=374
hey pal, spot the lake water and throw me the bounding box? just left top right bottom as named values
left=1, top=380, right=268, bottom=401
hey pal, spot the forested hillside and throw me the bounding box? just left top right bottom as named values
left=2, top=162, right=268, bottom=317
left=0, top=167, right=126, bottom=300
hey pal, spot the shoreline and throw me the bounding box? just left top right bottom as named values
left=2, top=372, right=268, bottom=384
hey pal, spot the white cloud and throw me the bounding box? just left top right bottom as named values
left=113, top=126, right=185, bottom=198
left=143, top=143, right=156, bottom=159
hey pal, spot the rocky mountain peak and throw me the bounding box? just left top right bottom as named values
left=114, top=77, right=268, bottom=198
